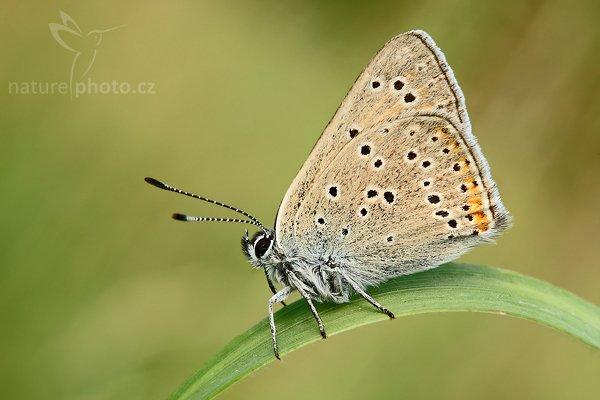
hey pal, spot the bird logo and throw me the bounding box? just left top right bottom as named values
left=49, top=11, right=124, bottom=97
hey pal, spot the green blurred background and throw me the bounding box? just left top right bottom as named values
left=1, top=1, right=599, bottom=399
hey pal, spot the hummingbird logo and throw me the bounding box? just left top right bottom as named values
left=49, top=11, right=124, bottom=97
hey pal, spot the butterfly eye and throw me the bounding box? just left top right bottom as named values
left=254, top=235, right=273, bottom=258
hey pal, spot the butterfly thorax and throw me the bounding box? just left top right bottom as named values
left=242, top=229, right=354, bottom=303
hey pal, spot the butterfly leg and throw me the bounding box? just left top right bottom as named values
left=341, top=273, right=395, bottom=319
left=264, top=269, right=286, bottom=306
left=286, top=271, right=327, bottom=340
left=268, top=286, right=293, bottom=359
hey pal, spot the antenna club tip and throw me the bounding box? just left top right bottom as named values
left=145, top=177, right=167, bottom=189
left=172, top=213, right=189, bottom=221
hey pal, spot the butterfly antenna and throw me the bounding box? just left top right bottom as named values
left=144, top=177, right=266, bottom=231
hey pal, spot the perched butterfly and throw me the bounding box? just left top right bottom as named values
left=145, top=30, right=510, bottom=359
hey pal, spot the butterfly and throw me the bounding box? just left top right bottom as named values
left=145, top=30, right=510, bottom=359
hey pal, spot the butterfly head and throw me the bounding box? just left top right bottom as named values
left=242, top=228, right=276, bottom=268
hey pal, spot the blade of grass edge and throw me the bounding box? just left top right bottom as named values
left=168, top=263, right=600, bottom=400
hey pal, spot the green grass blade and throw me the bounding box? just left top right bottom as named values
left=168, top=263, right=600, bottom=400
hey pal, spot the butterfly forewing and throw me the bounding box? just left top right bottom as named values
left=275, top=30, right=509, bottom=275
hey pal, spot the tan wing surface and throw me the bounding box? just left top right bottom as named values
left=275, top=31, right=509, bottom=265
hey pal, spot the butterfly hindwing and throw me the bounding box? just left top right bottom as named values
left=298, top=115, right=510, bottom=279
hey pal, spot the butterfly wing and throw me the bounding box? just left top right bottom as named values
left=275, top=30, right=509, bottom=278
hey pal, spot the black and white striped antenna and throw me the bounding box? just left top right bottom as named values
left=144, top=177, right=266, bottom=231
